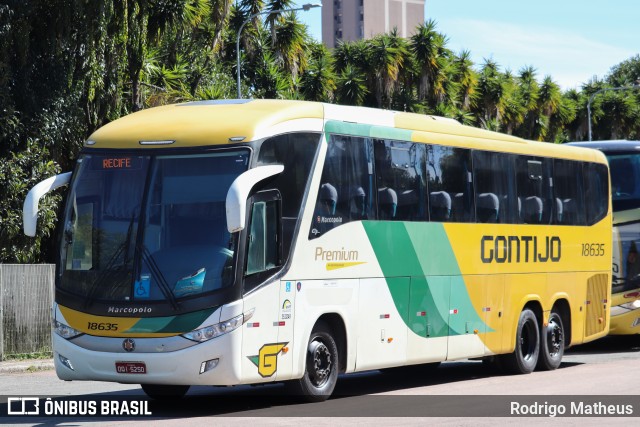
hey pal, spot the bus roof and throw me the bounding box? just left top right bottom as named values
left=567, top=140, right=640, bottom=154
left=85, top=99, right=606, bottom=164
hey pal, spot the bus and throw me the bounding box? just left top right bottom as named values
left=568, top=140, right=640, bottom=336
left=24, top=99, right=611, bottom=401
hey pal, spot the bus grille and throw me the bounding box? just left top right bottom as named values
left=585, top=273, right=608, bottom=337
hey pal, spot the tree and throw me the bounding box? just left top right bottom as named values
left=410, top=20, right=450, bottom=107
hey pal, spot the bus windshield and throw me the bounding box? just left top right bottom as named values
left=606, top=152, right=640, bottom=293
left=59, top=150, right=250, bottom=304
left=607, top=153, right=640, bottom=212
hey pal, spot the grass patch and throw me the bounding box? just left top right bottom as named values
left=2, top=350, right=53, bottom=361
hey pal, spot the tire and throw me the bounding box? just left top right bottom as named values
left=536, top=311, right=565, bottom=371
left=288, top=322, right=339, bottom=402
left=500, top=308, right=540, bottom=374
left=141, top=384, right=190, bottom=400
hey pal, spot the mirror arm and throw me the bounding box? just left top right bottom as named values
left=226, top=165, right=284, bottom=233
left=23, top=172, right=72, bottom=237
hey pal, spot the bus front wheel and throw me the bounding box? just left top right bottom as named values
left=289, top=321, right=339, bottom=402
left=536, top=311, right=564, bottom=371
left=500, top=308, right=539, bottom=374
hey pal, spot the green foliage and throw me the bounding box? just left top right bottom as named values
left=2, top=3, right=640, bottom=262
left=0, top=140, right=61, bottom=263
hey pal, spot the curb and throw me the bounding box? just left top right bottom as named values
left=0, top=359, right=55, bottom=374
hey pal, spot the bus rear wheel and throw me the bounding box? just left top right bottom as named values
left=536, top=311, right=565, bottom=371
left=288, top=321, right=339, bottom=402
left=500, top=308, right=539, bottom=374
left=141, top=384, right=189, bottom=400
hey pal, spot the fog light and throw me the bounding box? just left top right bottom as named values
left=58, top=354, right=74, bottom=371
left=199, top=358, right=219, bottom=374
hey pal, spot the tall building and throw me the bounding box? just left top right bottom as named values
left=322, top=0, right=426, bottom=48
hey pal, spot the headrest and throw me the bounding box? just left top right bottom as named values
left=320, top=183, right=338, bottom=203
left=430, top=191, right=452, bottom=209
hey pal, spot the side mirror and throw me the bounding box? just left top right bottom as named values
left=23, top=172, right=72, bottom=237
left=226, top=165, right=283, bottom=233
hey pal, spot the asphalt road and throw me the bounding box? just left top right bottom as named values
left=0, top=335, right=638, bottom=425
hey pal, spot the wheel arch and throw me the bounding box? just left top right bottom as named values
left=314, top=313, right=348, bottom=374
left=551, top=298, right=572, bottom=347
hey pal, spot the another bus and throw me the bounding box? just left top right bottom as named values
left=24, top=100, right=611, bottom=401
left=568, top=140, right=640, bottom=336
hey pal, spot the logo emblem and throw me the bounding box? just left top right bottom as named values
left=248, top=342, right=288, bottom=377
left=122, top=338, right=136, bottom=352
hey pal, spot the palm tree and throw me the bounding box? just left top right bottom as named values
left=500, top=70, right=525, bottom=134
left=265, top=0, right=294, bottom=43
left=269, top=11, right=310, bottom=85
left=300, top=44, right=336, bottom=102
left=367, top=30, right=409, bottom=108
left=336, top=65, right=368, bottom=106
left=410, top=20, right=450, bottom=107
left=538, top=76, right=572, bottom=142
left=514, top=66, right=540, bottom=139
left=474, top=59, right=506, bottom=127
left=451, top=50, right=477, bottom=110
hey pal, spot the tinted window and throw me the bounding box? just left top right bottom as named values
left=427, top=145, right=474, bottom=222
left=257, top=133, right=320, bottom=217
left=516, top=156, right=553, bottom=224
left=473, top=151, right=517, bottom=223
left=606, top=153, right=640, bottom=212
left=310, top=134, right=374, bottom=239
left=554, top=159, right=585, bottom=225
left=584, top=162, right=609, bottom=225
left=374, top=140, right=427, bottom=221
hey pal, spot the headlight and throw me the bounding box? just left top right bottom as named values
left=53, top=319, right=83, bottom=339
left=182, top=310, right=253, bottom=343
left=620, top=300, right=640, bottom=310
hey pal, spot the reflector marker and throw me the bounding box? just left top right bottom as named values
left=380, top=314, right=390, bottom=319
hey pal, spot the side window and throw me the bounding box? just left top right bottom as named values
left=256, top=133, right=320, bottom=218
left=584, top=162, right=609, bottom=225
left=309, top=134, right=374, bottom=239
left=246, top=199, right=280, bottom=276
left=374, top=140, right=427, bottom=221
left=516, top=156, right=553, bottom=224
left=257, top=133, right=320, bottom=258
left=427, top=145, right=474, bottom=222
left=473, top=151, right=517, bottom=223
left=554, top=159, right=585, bottom=225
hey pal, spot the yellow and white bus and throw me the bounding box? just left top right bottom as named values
left=568, top=140, right=640, bottom=336
left=24, top=100, right=611, bottom=401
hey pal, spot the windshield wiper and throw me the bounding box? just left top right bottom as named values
left=84, top=215, right=136, bottom=309
left=139, top=244, right=179, bottom=311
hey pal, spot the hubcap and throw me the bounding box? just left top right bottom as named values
left=308, top=340, right=332, bottom=388
left=547, top=319, right=563, bottom=356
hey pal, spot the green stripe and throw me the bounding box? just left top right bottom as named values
left=324, top=120, right=413, bottom=141
left=127, top=307, right=217, bottom=333
left=363, top=222, right=491, bottom=338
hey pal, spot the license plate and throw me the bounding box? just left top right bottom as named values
left=115, top=362, right=147, bottom=374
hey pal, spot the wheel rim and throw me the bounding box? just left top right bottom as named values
left=308, top=339, right=332, bottom=388
left=520, top=318, right=537, bottom=361
left=546, top=317, right=563, bottom=357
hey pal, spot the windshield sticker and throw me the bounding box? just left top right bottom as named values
left=134, top=275, right=151, bottom=299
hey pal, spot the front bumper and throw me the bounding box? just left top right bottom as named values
left=52, top=329, right=243, bottom=386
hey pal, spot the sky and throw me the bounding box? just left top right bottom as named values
left=295, top=0, right=640, bottom=90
